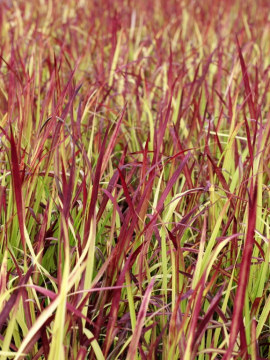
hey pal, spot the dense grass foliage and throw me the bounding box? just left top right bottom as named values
left=0, top=0, right=269, bottom=359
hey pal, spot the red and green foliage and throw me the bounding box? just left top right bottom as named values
left=0, top=0, right=269, bottom=359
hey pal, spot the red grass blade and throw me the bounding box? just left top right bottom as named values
left=236, top=36, right=256, bottom=120
left=224, top=183, right=257, bottom=359
left=9, top=127, right=25, bottom=251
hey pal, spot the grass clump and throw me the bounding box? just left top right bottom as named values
left=0, top=0, right=269, bottom=359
